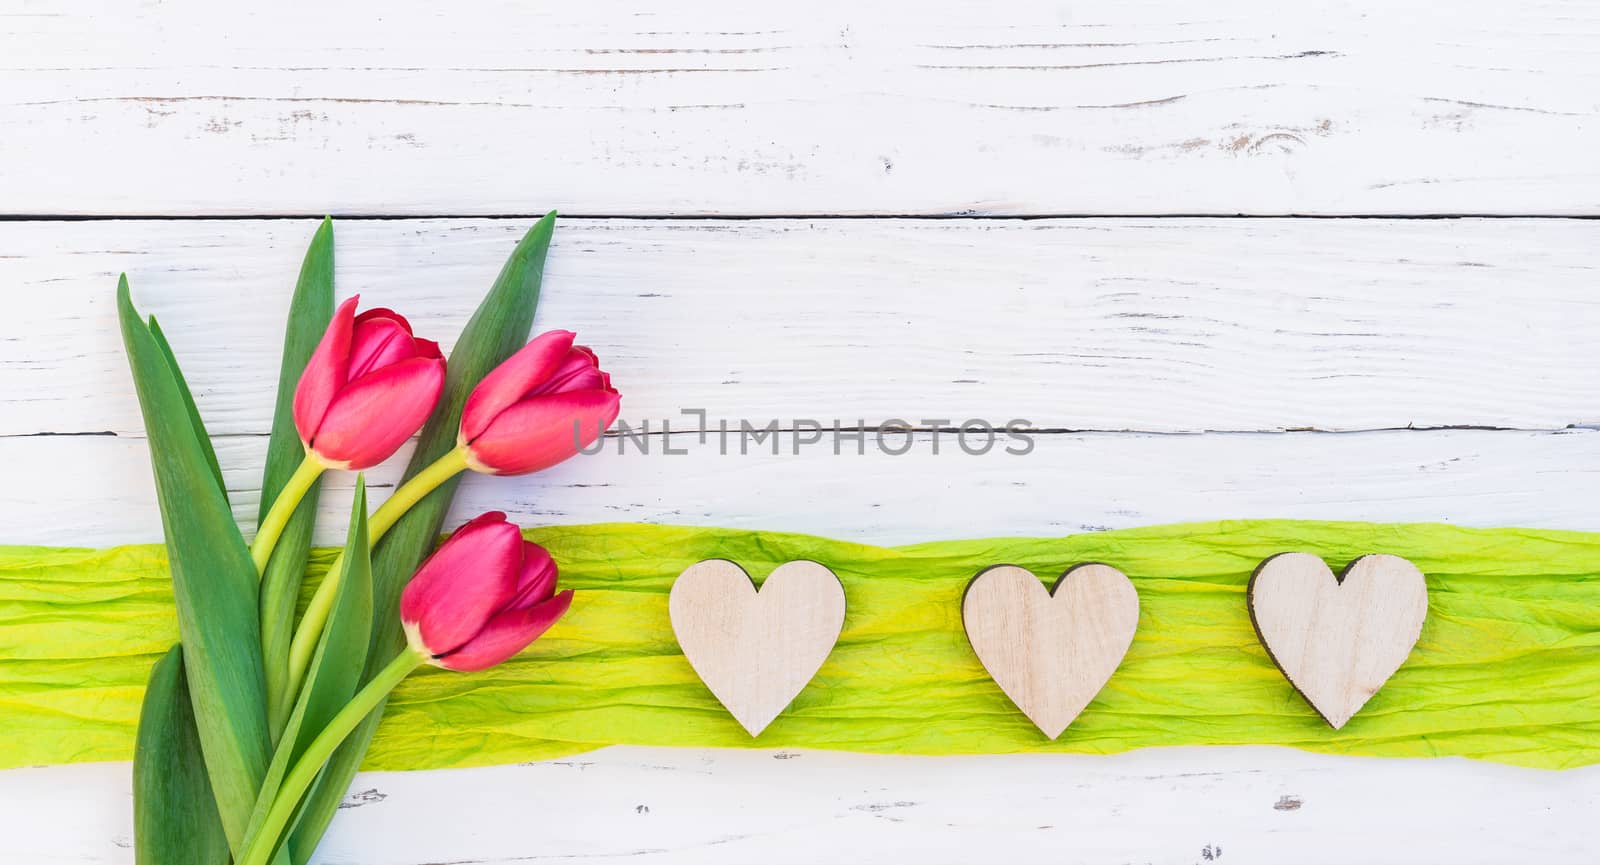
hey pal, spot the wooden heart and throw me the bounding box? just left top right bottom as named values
left=962, top=563, right=1139, bottom=739
left=669, top=559, right=846, bottom=737
left=1248, top=553, right=1428, bottom=729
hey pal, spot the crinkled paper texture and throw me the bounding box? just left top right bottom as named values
left=1, top=521, right=1596, bottom=771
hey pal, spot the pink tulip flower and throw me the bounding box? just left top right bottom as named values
left=294, top=296, right=446, bottom=470
left=457, top=330, right=621, bottom=475
left=399, top=512, right=574, bottom=671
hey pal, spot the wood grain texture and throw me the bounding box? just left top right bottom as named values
left=1249, top=553, right=1429, bottom=729
left=5, top=0, right=1598, bottom=858
left=4, top=211, right=1589, bottom=865
left=4, top=428, right=1595, bottom=547
left=3, top=218, right=1598, bottom=438
left=963, top=563, right=1139, bottom=738
left=5, top=747, right=1599, bottom=865
left=670, top=560, right=846, bottom=736
left=3, top=2, right=1598, bottom=215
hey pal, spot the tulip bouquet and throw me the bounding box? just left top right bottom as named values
left=120, top=214, right=619, bottom=865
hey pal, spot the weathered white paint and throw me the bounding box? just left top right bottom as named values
left=4, top=428, right=1596, bottom=547
left=4, top=2, right=1598, bottom=856
left=3, top=747, right=1598, bottom=865
left=2, top=1, right=1598, bottom=216
left=3, top=218, right=1597, bottom=438
left=2, top=212, right=1598, bottom=860
left=3, top=213, right=1596, bottom=860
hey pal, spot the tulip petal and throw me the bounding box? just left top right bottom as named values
left=309, top=356, right=445, bottom=469
left=437, top=590, right=574, bottom=672
left=353, top=307, right=414, bottom=336
left=414, top=337, right=444, bottom=360
left=346, top=316, right=419, bottom=380
left=508, top=541, right=558, bottom=609
left=529, top=347, right=607, bottom=397
left=399, top=514, right=522, bottom=656
left=292, top=296, right=358, bottom=443
left=460, top=330, right=575, bottom=442
left=464, top=389, right=621, bottom=476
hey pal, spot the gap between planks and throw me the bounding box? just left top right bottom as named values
left=2, top=213, right=1599, bottom=221
left=9, top=425, right=1596, bottom=440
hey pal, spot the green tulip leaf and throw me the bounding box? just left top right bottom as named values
left=288, top=211, right=557, bottom=863
left=261, top=218, right=336, bottom=738
left=147, top=318, right=227, bottom=504
left=242, top=477, right=373, bottom=864
left=118, top=275, right=271, bottom=853
left=133, top=647, right=230, bottom=865
left=134, top=318, right=232, bottom=864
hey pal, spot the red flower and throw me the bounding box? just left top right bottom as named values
left=293, top=296, right=445, bottom=470
left=458, top=330, right=620, bottom=475
left=399, top=512, right=573, bottom=671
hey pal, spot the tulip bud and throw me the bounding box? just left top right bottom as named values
left=294, top=296, right=446, bottom=470
left=399, top=512, right=574, bottom=671
left=457, top=330, right=621, bottom=476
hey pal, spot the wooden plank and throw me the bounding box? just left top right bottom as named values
left=3, top=218, right=1597, bottom=438
left=3, top=428, right=1593, bottom=547
left=4, top=747, right=1597, bottom=864
left=2, top=2, right=1597, bottom=216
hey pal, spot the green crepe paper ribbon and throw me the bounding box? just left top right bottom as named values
left=3, top=519, right=1597, bottom=772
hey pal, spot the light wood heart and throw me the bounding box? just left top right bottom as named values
left=669, top=559, right=846, bottom=737
left=1248, top=553, right=1429, bottom=730
left=962, top=563, right=1139, bottom=739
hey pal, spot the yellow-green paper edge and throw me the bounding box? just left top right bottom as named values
left=2, top=519, right=1597, bottom=771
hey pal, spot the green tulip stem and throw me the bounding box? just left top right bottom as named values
left=238, top=649, right=425, bottom=865
left=276, top=446, right=470, bottom=722
left=250, top=454, right=326, bottom=576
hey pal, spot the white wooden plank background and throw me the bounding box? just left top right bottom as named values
left=1, top=219, right=1596, bottom=864
left=3, top=1, right=1600, bottom=216
left=2, top=1, right=1598, bottom=863
left=5, top=747, right=1598, bottom=865
left=9, top=427, right=1597, bottom=547
left=2, top=219, right=1595, bottom=546
left=3, top=219, right=1597, bottom=437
